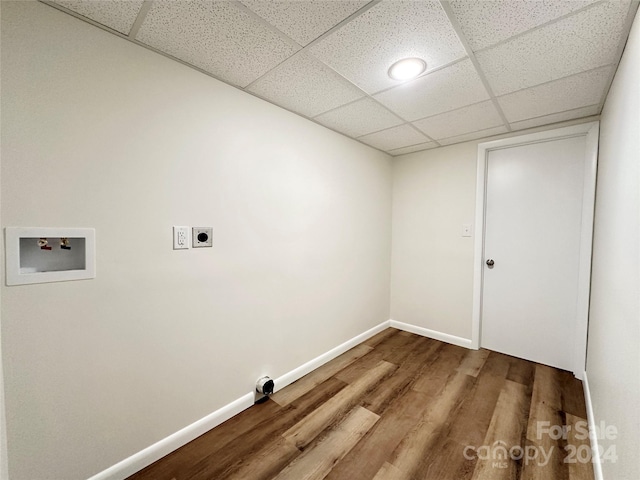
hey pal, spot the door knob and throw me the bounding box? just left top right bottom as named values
left=486, top=259, right=495, bottom=267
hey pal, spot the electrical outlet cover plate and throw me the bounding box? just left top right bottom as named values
left=173, top=226, right=190, bottom=250
left=192, top=227, right=213, bottom=248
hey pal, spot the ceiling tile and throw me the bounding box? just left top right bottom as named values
left=52, top=0, right=144, bottom=34
left=438, top=126, right=509, bottom=146
left=314, top=98, right=403, bottom=138
left=246, top=52, right=364, bottom=118
left=358, top=124, right=429, bottom=152
left=448, top=0, right=599, bottom=52
left=498, top=66, right=612, bottom=122
left=239, top=0, right=368, bottom=46
left=374, top=59, right=490, bottom=121
left=510, top=105, right=601, bottom=131
left=412, top=100, right=504, bottom=140
left=135, top=0, right=300, bottom=88
left=48, top=0, right=636, bottom=149
left=308, top=0, right=466, bottom=94
left=388, top=142, right=438, bottom=157
left=477, top=1, right=631, bottom=96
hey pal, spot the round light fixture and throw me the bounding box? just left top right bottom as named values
left=388, top=57, right=427, bottom=81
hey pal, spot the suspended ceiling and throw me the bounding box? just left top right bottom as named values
left=43, top=0, right=639, bottom=156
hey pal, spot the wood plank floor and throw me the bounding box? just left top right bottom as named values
left=128, top=329, right=593, bottom=480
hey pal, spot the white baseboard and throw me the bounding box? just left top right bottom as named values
left=582, top=371, right=604, bottom=480
left=87, top=319, right=472, bottom=480
left=389, top=320, right=473, bottom=349
left=274, top=321, right=390, bottom=392
left=87, top=320, right=390, bottom=480
left=87, top=392, right=255, bottom=480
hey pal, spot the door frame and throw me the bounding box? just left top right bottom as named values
left=471, top=122, right=599, bottom=379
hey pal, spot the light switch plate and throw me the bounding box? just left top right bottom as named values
left=462, top=224, right=473, bottom=237
left=192, top=227, right=213, bottom=248
left=173, top=226, right=190, bottom=249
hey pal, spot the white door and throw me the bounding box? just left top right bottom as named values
left=480, top=135, right=587, bottom=372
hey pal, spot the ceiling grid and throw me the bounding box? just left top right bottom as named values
left=127, top=0, right=152, bottom=39
left=439, top=0, right=512, bottom=133
left=41, top=0, right=639, bottom=156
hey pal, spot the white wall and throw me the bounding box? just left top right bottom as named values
left=0, top=2, right=392, bottom=479
left=0, top=3, right=8, bottom=477
left=390, top=118, right=599, bottom=342
left=390, top=142, right=477, bottom=339
left=586, top=8, right=640, bottom=480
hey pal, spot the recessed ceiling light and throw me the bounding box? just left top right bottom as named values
left=388, top=58, right=427, bottom=81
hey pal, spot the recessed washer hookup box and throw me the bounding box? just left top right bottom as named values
left=5, top=227, right=96, bottom=286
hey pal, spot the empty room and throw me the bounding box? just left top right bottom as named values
left=1, top=1, right=639, bottom=479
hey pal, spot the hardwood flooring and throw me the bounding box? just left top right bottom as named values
left=128, top=329, right=593, bottom=480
